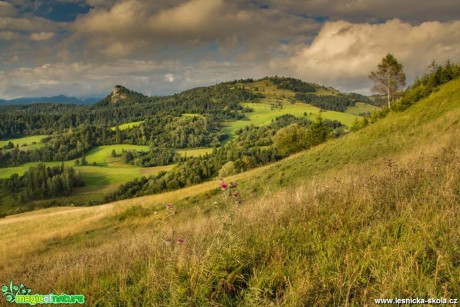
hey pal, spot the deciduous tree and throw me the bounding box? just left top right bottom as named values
left=369, top=54, right=406, bottom=109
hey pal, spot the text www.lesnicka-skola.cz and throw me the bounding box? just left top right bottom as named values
left=374, top=297, right=458, bottom=304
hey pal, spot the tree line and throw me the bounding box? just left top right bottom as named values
left=1, top=163, right=84, bottom=203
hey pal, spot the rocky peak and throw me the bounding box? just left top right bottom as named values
left=110, top=85, right=129, bottom=103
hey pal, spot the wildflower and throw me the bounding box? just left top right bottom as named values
left=220, top=182, right=228, bottom=190
left=232, top=191, right=239, bottom=198
left=230, top=182, right=237, bottom=188
left=176, top=238, right=184, bottom=245
left=166, top=204, right=173, bottom=209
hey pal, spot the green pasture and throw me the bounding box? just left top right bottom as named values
left=177, top=148, right=213, bottom=157
left=182, top=113, right=205, bottom=118
left=0, top=135, right=48, bottom=150
left=85, top=145, right=150, bottom=165
left=223, top=102, right=358, bottom=142
left=110, top=121, right=144, bottom=131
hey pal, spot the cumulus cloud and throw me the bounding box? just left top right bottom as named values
left=0, top=16, right=58, bottom=32
left=272, top=19, right=460, bottom=92
left=0, top=59, right=177, bottom=98
left=164, top=73, right=175, bottom=82
left=0, top=58, right=273, bottom=98
left=30, top=32, right=55, bottom=41
left=71, top=0, right=318, bottom=58
left=0, top=30, right=54, bottom=42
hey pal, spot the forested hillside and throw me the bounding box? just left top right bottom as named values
left=0, top=76, right=374, bottom=214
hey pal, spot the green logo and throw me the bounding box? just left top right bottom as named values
left=1, top=282, right=85, bottom=305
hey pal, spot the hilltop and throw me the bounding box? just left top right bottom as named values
left=0, top=72, right=458, bottom=304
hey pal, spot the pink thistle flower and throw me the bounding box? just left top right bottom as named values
left=176, top=238, right=184, bottom=245
left=232, top=192, right=239, bottom=198
left=220, top=182, right=228, bottom=190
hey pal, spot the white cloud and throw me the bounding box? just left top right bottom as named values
left=30, top=32, right=55, bottom=41
left=0, top=58, right=272, bottom=99
left=164, top=73, right=175, bottom=82
left=71, top=0, right=318, bottom=59
left=272, top=19, right=460, bottom=92
left=0, top=17, right=58, bottom=32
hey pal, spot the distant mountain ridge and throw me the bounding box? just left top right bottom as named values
left=0, top=95, right=101, bottom=105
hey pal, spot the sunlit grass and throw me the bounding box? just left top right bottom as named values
left=177, top=148, right=213, bottom=157
left=223, top=102, right=358, bottom=142
left=85, top=144, right=150, bottom=165
left=0, top=135, right=48, bottom=152
left=110, top=121, right=144, bottom=131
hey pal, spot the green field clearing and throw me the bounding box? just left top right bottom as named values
left=346, top=102, right=380, bottom=115
left=223, top=102, right=358, bottom=142
left=177, top=148, right=213, bottom=157
left=221, top=79, right=360, bottom=142
left=110, top=121, right=144, bottom=131
left=182, top=113, right=205, bottom=118
left=85, top=144, right=150, bottom=165
left=0, top=134, right=48, bottom=148
left=76, top=164, right=174, bottom=188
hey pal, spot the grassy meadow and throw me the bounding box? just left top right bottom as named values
left=222, top=79, right=366, bottom=142
left=177, top=147, right=213, bottom=157
left=0, top=134, right=48, bottom=152
left=84, top=144, right=150, bottom=165
left=0, top=80, right=458, bottom=305
left=110, top=121, right=144, bottom=131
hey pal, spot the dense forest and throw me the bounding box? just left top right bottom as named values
left=1, top=163, right=83, bottom=202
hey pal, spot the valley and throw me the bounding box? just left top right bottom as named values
left=0, top=77, right=373, bottom=214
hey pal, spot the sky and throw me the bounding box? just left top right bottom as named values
left=0, top=0, right=459, bottom=99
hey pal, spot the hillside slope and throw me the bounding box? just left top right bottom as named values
left=0, top=79, right=459, bottom=305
